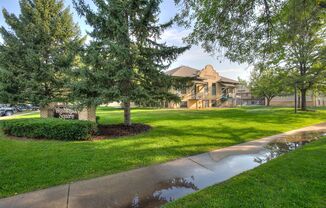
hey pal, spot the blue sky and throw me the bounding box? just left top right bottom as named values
left=0, top=0, right=250, bottom=80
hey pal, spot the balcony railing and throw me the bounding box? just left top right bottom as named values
left=190, top=92, right=208, bottom=99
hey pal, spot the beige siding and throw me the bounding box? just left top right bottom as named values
left=169, top=65, right=237, bottom=109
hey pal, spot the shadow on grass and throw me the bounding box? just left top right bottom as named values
left=1, top=107, right=326, bottom=198
left=97, top=107, right=326, bottom=126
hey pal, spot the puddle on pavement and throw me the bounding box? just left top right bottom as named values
left=128, top=131, right=325, bottom=208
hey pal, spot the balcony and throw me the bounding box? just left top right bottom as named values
left=190, top=92, right=208, bottom=100
left=220, top=93, right=235, bottom=102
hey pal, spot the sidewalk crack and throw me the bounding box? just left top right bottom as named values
left=66, top=184, right=71, bottom=208
left=187, top=157, right=215, bottom=172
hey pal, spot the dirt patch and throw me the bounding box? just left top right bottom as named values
left=95, top=123, right=152, bottom=139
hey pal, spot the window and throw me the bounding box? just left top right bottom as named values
left=212, top=83, right=216, bottom=96
left=204, top=100, right=209, bottom=108
left=222, top=87, right=228, bottom=96
left=204, top=83, right=208, bottom=93
left=196, top=85, right=200, bottom=93
left=180, top=101, right=188, bottom=108
left=181, top=88, right=187, bottom=94
left=211, top=100, right=217, bottom=107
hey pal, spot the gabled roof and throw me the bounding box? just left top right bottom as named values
left=219, top=76, right=239, bottom=84
left=165, top=66, right=199, bottom=78
left=166, top=65, right=239, bottom=84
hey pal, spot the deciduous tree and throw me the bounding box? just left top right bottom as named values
left=176, top=0, right=325, bottom=110
left=249, top=66, right=288, bottom=106
left=275, top=0, right=326, bottom=110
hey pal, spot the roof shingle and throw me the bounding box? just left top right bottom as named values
left=166, top=65, right=239, bottom=84
left=165, top=66, right=199, bottom=77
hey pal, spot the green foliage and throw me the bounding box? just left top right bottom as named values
left=314, top=79, right=326, bottom=94
left=275, top=0, right=325, bottom=93
left=0, top=0, right=84, bottom=106
left=237, top=77, right=248, bottom=87
left=2, top=118, right=97, bottom=140
left=177, top=0, right=325, bottom=109
left=249, top=65, right=291, bottom=105
left=276, top=0, right=325, bottom=109
left=73, top=0, right=189, bottom=124
left=175, top=0, right=283, bottom=63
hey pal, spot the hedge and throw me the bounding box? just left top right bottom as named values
left=1, top=118, right=98, bottom=141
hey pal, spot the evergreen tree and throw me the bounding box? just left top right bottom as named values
left=74, top=0, right=189, bottom=125
left=0, top=0, right=83, bottom=110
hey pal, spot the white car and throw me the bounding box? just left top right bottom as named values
left=0, top=105, right=16, bottom=116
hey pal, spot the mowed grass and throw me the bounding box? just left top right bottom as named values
left=165, top=137, right=326, bottom=208
left=0, top=107, right=326, bottom=198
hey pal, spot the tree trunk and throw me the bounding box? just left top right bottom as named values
left=40, top=106, right=49, bottom=118
left=40, top=103, right=55, bottom=118
left=266, top=98, right=271, bottom=106
left=301, top=89, right=307, bottom=111
left=79, top=105, right=97, bottom=122
left=123, top=101, right=131, bottom=126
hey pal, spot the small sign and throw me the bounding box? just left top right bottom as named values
left=54, top=107, right=78, bottom=120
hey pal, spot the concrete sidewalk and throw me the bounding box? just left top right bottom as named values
left=1, top=123, right=325, bottom=208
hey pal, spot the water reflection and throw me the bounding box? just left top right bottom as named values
left=132, top=177, right=200, bottom=208
left=128, top=131, right=324, bottom=208
left=153, top=177, right=199, bottom=200
left=255, top=139, right=316, bottom=164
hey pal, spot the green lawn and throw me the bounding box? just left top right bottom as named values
left=0, top=107, right=326, bottom=198
left=165, top=136, right=326, bottom=208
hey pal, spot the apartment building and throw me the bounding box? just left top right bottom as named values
left=270, top=94, right=326, bottom=107
left=165, top=65, right=239, bottom=109
left=235, top=85, right=265, bottom=106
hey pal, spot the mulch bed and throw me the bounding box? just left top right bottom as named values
left=95, top=123, right=152, bottom=139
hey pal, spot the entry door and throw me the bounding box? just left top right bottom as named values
left=204, top=100, right=209, bottom=108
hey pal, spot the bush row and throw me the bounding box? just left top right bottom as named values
left=2, top=118, right=98, bottom=141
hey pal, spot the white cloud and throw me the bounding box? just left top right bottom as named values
left=159, top=27, right=252, bottom=81
left=160, top=27, right=191, bottom=45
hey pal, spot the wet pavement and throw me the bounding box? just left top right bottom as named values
left=1, top=123, right=326, bottom=208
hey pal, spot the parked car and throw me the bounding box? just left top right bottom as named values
left=0, top=110, right=9, bottom=116
left=0, top=105, right=16, bottom=116
left=13, top=104, right=39, bottom=112
left=15, top=104, right=30, bottom=112
left=28, top=104, right=39, bottom=111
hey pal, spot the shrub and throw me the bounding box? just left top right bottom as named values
left=1, top=118, right=98, bottom=141
left=96, top=116, right=100, bottom=124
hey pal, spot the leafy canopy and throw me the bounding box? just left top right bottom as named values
left=249, top=64, right=290, bottom=105
left=176, top=0, right=325, bottom=109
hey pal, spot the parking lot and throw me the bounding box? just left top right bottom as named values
left=0, top=104, right=39, bottom=117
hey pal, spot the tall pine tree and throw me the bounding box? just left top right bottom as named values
left=74, top=0, right=189, bottom=125
left=0, top=0, right=83, bottom=114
